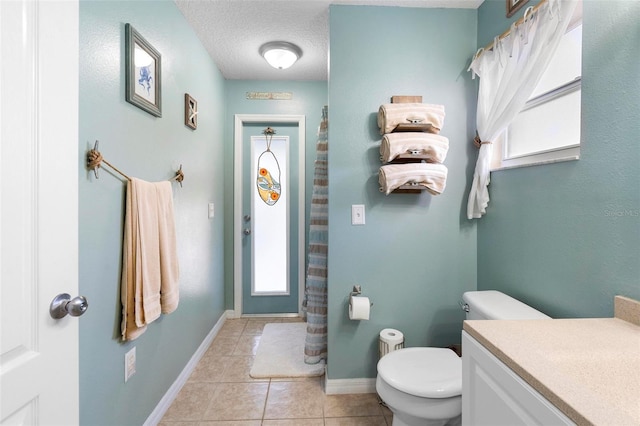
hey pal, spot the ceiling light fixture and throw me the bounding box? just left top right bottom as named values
left=259, top=41, right=302, bottom=70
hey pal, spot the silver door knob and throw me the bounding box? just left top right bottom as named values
left=49, top=293, right=89, bottom=319
left=243, top=228, right=251, bottom=235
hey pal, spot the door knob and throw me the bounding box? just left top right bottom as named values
left=49, top=293, right=89, bottom=319
left=243, top=228, right=251, bottom=235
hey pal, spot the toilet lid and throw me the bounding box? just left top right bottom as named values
left=377, top=347, right=462, bottom=398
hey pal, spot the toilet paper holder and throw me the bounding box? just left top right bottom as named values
left=349, top=285, right=373, bottom=307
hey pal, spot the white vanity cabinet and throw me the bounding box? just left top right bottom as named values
left=461, top=331, right=575, bottom=426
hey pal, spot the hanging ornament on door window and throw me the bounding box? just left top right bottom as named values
left=256, top=127, right=281, bottom=206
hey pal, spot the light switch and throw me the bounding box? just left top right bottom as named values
left=125, top=347, right=136, bottom=382
left=208, top=202, right=215, bottom=219
left=351, top=204, right=365, bottom=225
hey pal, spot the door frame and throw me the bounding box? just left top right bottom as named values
left=233, top=114, right=306, bottom=317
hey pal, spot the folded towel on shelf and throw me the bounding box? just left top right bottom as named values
left=380, top=132, right=449, bottom=163
left=379, top=163, right=448, bottom=196
left=121, top=178, right=179, bottom=341
left=377, top=103, right=445, bottom=135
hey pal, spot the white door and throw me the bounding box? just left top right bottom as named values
left=1, top=1, right=80, bottom=424
left=233, top=115, right=306, bottom=317
left=242, top=128, right=301, bottom=315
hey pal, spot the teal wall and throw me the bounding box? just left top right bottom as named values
left=327, top=5, right=478, bottom=379
left=76, top=0, right=640, bottom=419
left=79, top=1, right=226, bottom=424
left=477, top=0, right=524, bottom=47
left=223, top=81, right=328, bottom=310
left=476, top=1, right=640, bottom=317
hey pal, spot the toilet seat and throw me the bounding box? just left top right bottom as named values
left=377, top=347, right=462, bottom=398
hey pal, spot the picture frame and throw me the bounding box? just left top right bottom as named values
left=125, top=24, right=162, bottom=117
left=184, top=94, right=198, bottom=130
left=506, top=0, right=529, bottom=18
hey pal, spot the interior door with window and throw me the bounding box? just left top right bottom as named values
left=241, top=123, right=301, bottom=315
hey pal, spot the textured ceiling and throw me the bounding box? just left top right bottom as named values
left=174, top=0, right=484, bottom=81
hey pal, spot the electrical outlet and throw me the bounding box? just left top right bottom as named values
left=125, top=347, right=136, bottom=382
left=351, top=204, right=365, bottom=225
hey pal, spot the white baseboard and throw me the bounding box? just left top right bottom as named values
left=324, top=376, right=377, bottom=395
left=225, top=309, right=239, bottom=319
left=144, top=310, right=232, bottom=425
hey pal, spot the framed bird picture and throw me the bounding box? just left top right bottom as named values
left=125, top=24, right=162, bottom=117
left=184, top=93, right=198, bottom=130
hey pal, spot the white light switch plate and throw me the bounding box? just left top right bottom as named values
left=208, top=202, right=215, bottom=219
left=352, top=204, right=365, bottom=225
left=125, top=347, right=136, bottom=382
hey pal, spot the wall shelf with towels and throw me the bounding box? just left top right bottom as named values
left=388, top=152, right=437, bottom=164
left=86, top=140, right=185, bottom=186
left=393, top=123, right=437, bottom=133
left=378, top=95, right=448, bottom=195
left=393, top=182, right=425, bottom=194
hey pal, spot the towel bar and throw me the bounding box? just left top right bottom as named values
left=87, top=140, right=184, bottom=186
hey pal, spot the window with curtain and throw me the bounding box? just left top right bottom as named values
left=492, top=21, right=582, bottom=170
left=466, top=0, right=579, bottom=219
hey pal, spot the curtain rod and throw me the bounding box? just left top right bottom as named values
left=475, top=0, right=548, bottom=59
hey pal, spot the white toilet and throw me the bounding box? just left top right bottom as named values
left=376, top=290, right=550, bottom=426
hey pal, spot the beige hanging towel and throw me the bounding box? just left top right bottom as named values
left=380, top=132, right=449, bottom=164
left=379, top=163, right=448, bottom=196
left=121, top=178, right=179, bottom=341
left=377, top=103, right=445, bottom=135
left=156, top=181, right=179, bottom=314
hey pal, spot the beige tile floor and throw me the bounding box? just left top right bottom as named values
left=160, top=317, right=393, bottom=426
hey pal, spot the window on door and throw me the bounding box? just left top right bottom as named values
left=251, top=135, right=289, bottom=295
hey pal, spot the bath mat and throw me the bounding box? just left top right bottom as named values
left=250, top=322, right=325, bottom=378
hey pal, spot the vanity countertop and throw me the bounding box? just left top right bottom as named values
left=463, top=295, right=640, bottom=426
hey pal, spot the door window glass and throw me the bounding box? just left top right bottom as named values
left=251, top=135, right=289, bottom=294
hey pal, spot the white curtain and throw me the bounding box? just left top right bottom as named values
left=467, top=0, right=578, bottom=219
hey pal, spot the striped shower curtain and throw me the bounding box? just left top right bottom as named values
left=303, top=106, right=328, bottom=364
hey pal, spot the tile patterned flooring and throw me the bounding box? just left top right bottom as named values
left=160, top=317, right=393, bottom=426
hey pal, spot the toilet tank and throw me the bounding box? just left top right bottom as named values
left=462, top=290, right=550, bottom=320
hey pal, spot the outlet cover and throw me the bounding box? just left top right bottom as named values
left=125, top=347, right=136, bottom=382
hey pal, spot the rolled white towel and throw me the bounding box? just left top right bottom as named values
left=379, top=163, right=448, bottom=196
left=377, top=103, right=445, bottom=135
left=380, top=132, right=449, bottom=163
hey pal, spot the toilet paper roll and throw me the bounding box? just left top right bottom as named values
left=349, top=296, right=370, bottom=320
left=380, top=328, right=404, bottom=346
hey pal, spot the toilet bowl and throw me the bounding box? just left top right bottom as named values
left=376, top=290, right=550, bottom=426
left=377, top=347, right=461, bottom=426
